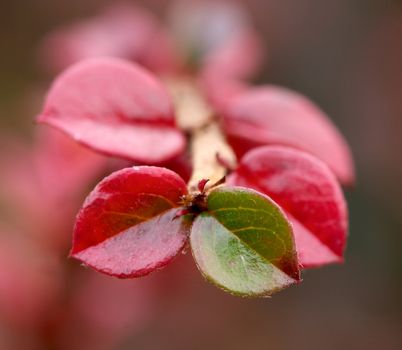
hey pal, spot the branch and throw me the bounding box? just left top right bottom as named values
left=165, top=77, right=237, bottom=192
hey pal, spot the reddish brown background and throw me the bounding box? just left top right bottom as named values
left=0, top=1, right=401, bottom=349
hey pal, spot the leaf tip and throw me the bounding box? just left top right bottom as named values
left=197, top=178, right=210, bottom=193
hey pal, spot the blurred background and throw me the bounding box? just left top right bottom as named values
left=0, top=0, right=401, bottom=349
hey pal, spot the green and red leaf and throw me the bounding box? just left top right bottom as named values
left=190, top=186, right=300, bottom=297
left=71, top=166, right=190, bottom=278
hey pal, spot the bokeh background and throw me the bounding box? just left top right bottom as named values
left=0, top=0, right=401, bottom=349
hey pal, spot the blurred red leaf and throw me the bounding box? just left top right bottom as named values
left=200, top=73, right=248, bottom=115
left=33, top=126, right=107, bottom=202
left=71, top=166, right=191, bottom=278
left=0, top=128, right=107, bottom=249
left=228, top=146, right=348, bottom=268
left=0, top=227, right=61, bottom=329
left=222, top=86, right=355, bottom=185
left=38, top=57, right=185, bottom=164
left=169, top=0, right=263, bottom=77
left=60, top=271, right=157, bottom=350
left=161, top=151, right=192, bottom=183
left=202, top=28, right=263, bottom=80
left=39, top=3, right=180, bottom=74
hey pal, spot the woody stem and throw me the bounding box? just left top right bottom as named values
left=166, top=77, right=237, bottom=193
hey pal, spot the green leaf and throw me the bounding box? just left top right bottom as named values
left=190, top=186, right=300, bottom=297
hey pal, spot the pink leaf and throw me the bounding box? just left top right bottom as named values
left=222, top=85, right=355, bottom=185
left=0, top=227, right=61, bottom=329
left=0, top=128, right=107, bottom=250
left=202, top=28, right=263, bottom=80
left=38, top=57, right=185, bottom=164
left=169, top=0, right=263, bottom=77
left=71, top=166, right=191, bottom=278
left=33, top=126, right=107, bottom=202
left=39, top=3, right=180, bottom=74
left=200, top=73, right=248, bottom=115
left=228, top=146, right=348, bottom=268
left=161, top=151, right=192, bottom=183
left=61, top=271, right=157, bottom=350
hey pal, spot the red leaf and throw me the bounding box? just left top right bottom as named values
left=37, top=57, right=185, bottom=164
left=161, top=151, right=192, bottom=183
left=62, top=271, right=157, bottom=350
left=39, top=3, right=180, bottom=74
left=169, top=0, right=263, bottom=78
left=222, top=86, right=355, bottom=185
left=0, top=128, right=107, bottom=250
left=200, top=73, right=248, bottom=115
left=202, top=28, right=263, bottom=80
left=228, top=146, right=348, bottom=268
left=71, top=166, right=191, bottom=278
left=33, top=126, right=107, bottom=202
left=0, top=227, right=61, bottom=329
